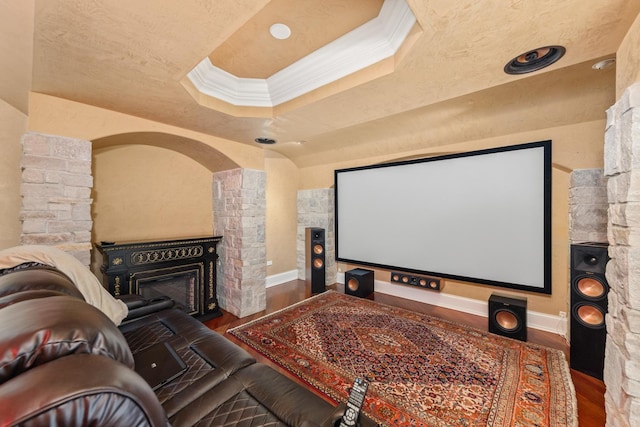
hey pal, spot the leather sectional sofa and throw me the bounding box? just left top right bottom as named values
left=0, top=262, right=358, bottom=426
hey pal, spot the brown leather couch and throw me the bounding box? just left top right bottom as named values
left=0, top=264, right=357, bottom=426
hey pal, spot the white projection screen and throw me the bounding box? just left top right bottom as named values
left=335, top=141, right=552, bottom=294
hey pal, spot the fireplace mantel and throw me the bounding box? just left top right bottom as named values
left=96, top=236, right=223, bottom=320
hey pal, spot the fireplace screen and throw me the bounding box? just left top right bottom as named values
left=136, top=268, right=200, bottom=316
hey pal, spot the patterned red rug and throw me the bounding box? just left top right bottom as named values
left=229, top=291, right=577, bottom=427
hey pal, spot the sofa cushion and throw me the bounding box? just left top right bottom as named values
left=0, top=245, right=128, bottom=325
left=0, top=266, right=85, bottom=303
left=0, top=354, right=167, bottom=427
left=0, top=296, right=134, bottom=384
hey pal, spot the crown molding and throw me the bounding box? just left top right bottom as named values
left=187, top=0, right=416, bottom=108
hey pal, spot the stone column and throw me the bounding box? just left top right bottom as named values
left=213, top=168, right=266, bottom=317
left=569, top=169, right=608, bottom=244
left=20, top=132, right=93, bottom=265
left=297, top=188, right=336, bottom=286
left=603, top=82, right=640, bottom=427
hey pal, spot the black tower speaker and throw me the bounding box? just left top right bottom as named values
left=570, top=242, right=609, bottom=380
left=488, top=294, right=528, bottom=342
left=345, top=268, right=374, bottom=298
left=305, top=227, right=325, bottom=294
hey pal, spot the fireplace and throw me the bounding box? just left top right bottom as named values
left=96, top=236, right=222, bottom=320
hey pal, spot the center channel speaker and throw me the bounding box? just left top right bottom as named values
left=305, top=227, right=325, bottom=294
left=570, top=242, right=609, bottom=380
left=345, top=268, right=374, bottom=298
left=488, top=294, right=527, bottom=342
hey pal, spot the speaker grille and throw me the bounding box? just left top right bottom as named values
left=574, top=303, right=605, bottom=328
left=575, top=276, right=607, bottom=300
left=390, top=272, right=441, bottom=291
left=347, top=277, right=359, bottom=292
left=495, top=310, right=521, bottom=332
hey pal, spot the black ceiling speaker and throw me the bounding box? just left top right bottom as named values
left=504, top=46, right=566, bottom=75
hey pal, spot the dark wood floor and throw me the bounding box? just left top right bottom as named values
left=204, top=280, right=605, bottom=427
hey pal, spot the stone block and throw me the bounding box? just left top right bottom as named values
left=21, top=182, right=64, bottom=198
left=571, top=168, right=606, bottom=187
left=62, top=173, right=93, bottom=188
left=604, top=124, right=620, bottom=177
left=64, top=186, right=92, bottom=199
left=22, top=155, right=67, bottom=171
left=51, top=137, right=91, bottom=161
left=71, top=203, right=92, bottom=221
left=19, top=210, right=56, bottom=220
left=22, top=133, right=52, bottom=156
left=21, top=220, right=47, bottom=234
left=21, top=233, right=71, bottom=245
left=22, top=169, right=44, bottom=183
left=67, top=159, right=92, bottom=175
left=604, top=340, right=627, bottom=407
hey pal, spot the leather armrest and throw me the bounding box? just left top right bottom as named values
left=118, top=295, right=175, bottom=322
left=0, top=353, right=167, bottom=427
left=118, top=293, right=148, bottom=310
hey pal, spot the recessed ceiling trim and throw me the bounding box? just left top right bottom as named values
left=187, top=0, right=416, bottom=108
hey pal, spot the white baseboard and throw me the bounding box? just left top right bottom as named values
left=266, top=269, right=299, bottom=288
left=337, top=272, right=567, bottom=338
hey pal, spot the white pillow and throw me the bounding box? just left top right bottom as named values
left=0, top=245, right=128, bottom=325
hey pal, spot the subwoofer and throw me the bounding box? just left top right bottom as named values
left=570, top=242, right=609, bottom=380
left=488, top=294, right=527, bottom=342
left=345, top=268, right=374, bottom=298
left=305, top=227, right=325, bottom=294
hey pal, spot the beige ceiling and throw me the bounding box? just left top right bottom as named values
left=31, top=0, right=640, bottom=167
left=209, top=0, right=384, bottom=79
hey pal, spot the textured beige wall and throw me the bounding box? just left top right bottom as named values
left=0, top=1, right=34, bottom=250
left=0, top=100, right=26, bottom=250
left=617, top=11, right=640, bottom=96
left=0, top=1, right=33, bottom=114
left=300, top=120, right=606, bottom=316
left=92, top=144, right=214, bottom=243
left=264, top=150, right=300, bottom=275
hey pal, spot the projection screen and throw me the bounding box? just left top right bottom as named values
left=335, top=141, right=552, bottom=294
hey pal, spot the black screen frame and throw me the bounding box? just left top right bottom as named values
left=334, top=141, right=552, bottom=295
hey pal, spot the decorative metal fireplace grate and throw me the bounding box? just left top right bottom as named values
left=96, top=236, right=222, bottom=320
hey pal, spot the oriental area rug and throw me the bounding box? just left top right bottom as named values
left=228, top=291, right=577, bottom=427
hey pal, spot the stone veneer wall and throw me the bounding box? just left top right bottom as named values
left=20, top=132, right=93, bottom=265
left=569, top=169, right=608, bottom=244
left=604, top=82, right=640, bottom=427
left=213, top=168, right=266, bottom=317
left=297, top=188, right=336, bottom=286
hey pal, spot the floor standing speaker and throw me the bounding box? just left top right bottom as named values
left=570, top=242, right=609, bottom=380
left=305, top=227, right=325, bottom=294
left=345, top=268, right=374, bottom=298
left=488, top=294, right=528, bottom=342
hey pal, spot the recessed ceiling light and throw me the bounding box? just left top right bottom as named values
left=255, top=137, right=277, bottom=145
left=504, top=45, right=566, bottom=75
left=270, top=23, right=291, bottom=40
left=592, top=58, right=615, bottom=70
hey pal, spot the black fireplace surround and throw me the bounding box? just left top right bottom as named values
left=96, top=236, right=222, bottom=320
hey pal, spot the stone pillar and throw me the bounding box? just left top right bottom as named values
left=213, top=168, right=266, bottom=317
left=297, top=188, right=336, bottom=286
left=569, top=169, right=608, bottom=244
left=20, top=132, right=93, bottom=265
left=603, top=82, right=640, bottom=427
